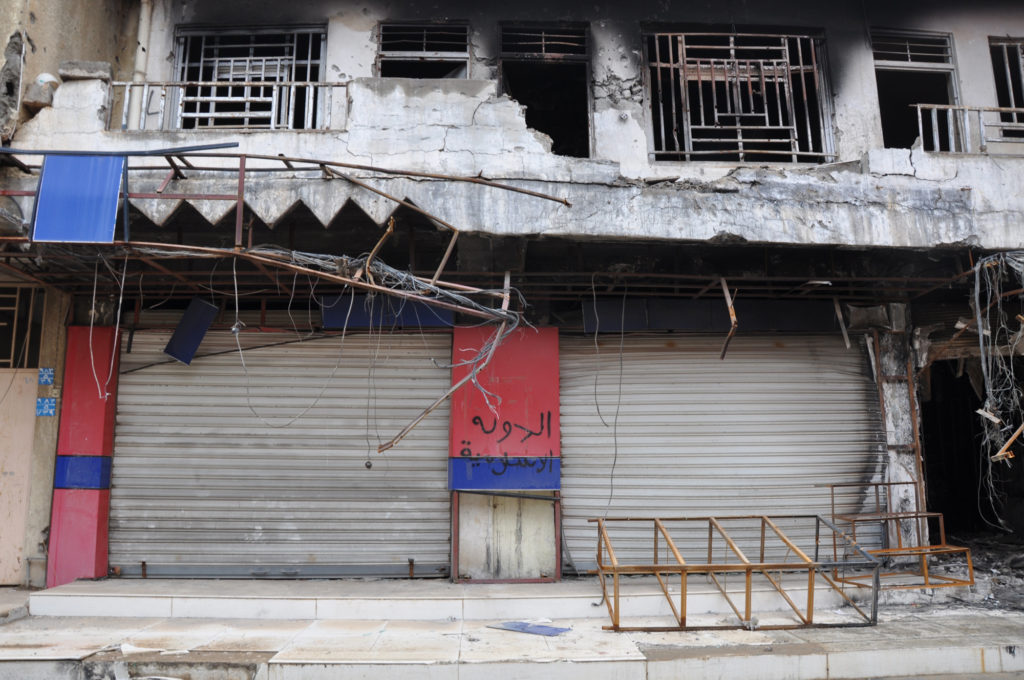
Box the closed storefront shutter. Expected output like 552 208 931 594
559 334 885 570
110 330 452 578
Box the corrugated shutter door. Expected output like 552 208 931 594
559 334 885 570
110 330 452 577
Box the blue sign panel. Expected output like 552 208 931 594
54 455 112 490
36 397 56 417
38 367 54 385
33 155 125 243
164 297 220 365
449 456 561 491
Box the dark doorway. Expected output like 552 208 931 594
920 360 988 533
501 61 590 158
875 69 953 149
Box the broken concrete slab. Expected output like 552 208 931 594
57 60 113 82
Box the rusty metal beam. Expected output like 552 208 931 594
377 271 513 454
137 256 205 294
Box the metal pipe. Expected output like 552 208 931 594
127 0 154 131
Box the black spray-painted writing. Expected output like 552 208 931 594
471 411 552 444
468 451 556 476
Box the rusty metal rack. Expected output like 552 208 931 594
830 482 974 590
590 515 878 632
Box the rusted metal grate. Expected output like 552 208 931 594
380 23 468 54
173 27 326 130
645 32 834 163
871 30 953 64
501 25 588 58
378 23 469 78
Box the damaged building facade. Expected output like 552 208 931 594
0 0 1022 588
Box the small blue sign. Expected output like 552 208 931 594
38 367 54 385
36 397 57 416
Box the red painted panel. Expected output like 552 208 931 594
46 489 110 587
57 327 120 457
450 327 559 459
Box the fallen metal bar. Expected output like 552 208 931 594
376 271 512 453
0 143 239 157
321 165 459 283
719 277 738 359
354 216 395 285
991 421 1023 462
119 241 506 321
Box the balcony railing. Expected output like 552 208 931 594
110 80 348 132
914 104 1024 155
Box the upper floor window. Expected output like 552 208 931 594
871 29 958 149
174 26 327 130
500 24 591 158
378 23 469 78
645 31 834 163
989 38 1024 138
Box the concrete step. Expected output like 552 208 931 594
28 575 875 622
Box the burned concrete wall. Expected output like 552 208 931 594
0 0 136 139
9 0 1024 250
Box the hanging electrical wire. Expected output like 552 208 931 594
972 251 1024 530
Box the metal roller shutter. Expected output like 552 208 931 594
110 330 452 578
559 334 886 570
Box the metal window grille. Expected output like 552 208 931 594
174 27 326 129
0 287 41 369
645 33 833 163
501 25 588 59
871 30 953 65
378 23 469 77
990 38 1024 133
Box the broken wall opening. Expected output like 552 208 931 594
920 360 991 534
500 25 590 158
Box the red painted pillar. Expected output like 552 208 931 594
46 326 120 588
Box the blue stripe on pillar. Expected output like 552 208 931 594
54 455 112 490
448 457 560 491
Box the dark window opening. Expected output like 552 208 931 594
989 39 1024 138
871 30 957 151
379 23 468 78
500 25 590 159
875 70 954 149
645 31 833 163
175 27 326 130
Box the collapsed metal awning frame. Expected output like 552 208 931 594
590 515 879 632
